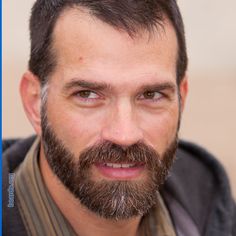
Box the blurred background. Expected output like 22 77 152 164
2 0 236 197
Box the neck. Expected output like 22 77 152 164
39 146 142 236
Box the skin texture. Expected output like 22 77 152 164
20 7 188 236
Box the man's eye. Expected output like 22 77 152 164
76 90 99 99
140 91 163 100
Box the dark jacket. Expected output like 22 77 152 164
2 136 236 236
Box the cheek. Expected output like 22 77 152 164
139 106 179 152
46 104 108 151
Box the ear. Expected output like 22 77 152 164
20 71 42 135
179 74 188 112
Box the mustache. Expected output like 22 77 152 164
78 141 162 170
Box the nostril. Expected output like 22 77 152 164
101 125 143 147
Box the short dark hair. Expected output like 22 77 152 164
29 0 188 86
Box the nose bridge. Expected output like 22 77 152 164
101 98 143 146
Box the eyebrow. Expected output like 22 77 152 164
62 79 112 93
139 82 177 94
62 78 177 94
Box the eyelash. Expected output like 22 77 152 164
73 90 166 103
138 91 165 102
73 90 101 102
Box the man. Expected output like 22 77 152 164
2 0 236 235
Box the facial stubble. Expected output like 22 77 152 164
41 106 178 220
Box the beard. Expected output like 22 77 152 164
41 109 178 220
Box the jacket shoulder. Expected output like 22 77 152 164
2 136 36 236
163 140 235 236
2 136 36 172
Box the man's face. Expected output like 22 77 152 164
40 8 185 219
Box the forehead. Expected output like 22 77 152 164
51 7 178 87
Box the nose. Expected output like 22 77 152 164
101 100 143 147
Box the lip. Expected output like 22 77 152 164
94 162 145 180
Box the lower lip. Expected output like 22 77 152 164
95 163 145 180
